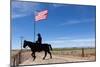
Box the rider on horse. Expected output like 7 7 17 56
36 33 42 48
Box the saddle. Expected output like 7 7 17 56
35 43 42 51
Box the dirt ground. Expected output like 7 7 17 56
18 50 95 65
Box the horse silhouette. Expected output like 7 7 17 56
23 40 52 61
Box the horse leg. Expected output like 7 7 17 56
31 52 36 61
43 51 47 60
48 51 52 59
33 52 36 61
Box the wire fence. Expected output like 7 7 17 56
11 48 96 66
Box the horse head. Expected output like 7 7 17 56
23 40 27 48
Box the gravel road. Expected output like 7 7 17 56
20 52 95 65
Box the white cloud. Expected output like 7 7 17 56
12 1 37 19
11 13 27 18
44 38 95 48
52 3 65 8
55 37 70 40
60 18 95 26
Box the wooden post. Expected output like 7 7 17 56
13 57 16 67
82 48 84 57
19 52 21 64
12 52 21 67
16 53 19 66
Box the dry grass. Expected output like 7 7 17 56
11 48 96 66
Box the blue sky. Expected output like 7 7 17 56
11 1 96 49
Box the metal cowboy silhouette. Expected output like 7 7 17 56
36 33 42 45
23 33 52 60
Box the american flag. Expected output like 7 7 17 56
35 10 48 21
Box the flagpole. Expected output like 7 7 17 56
34 19 36 42
34 21 35 42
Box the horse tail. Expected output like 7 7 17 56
49 44 52 50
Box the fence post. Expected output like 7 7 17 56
12 51 21 67
12 57 16 67
19 51 21 64
82 48 84 57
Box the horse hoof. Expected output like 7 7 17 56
43 58 45 60
33 59 35 61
